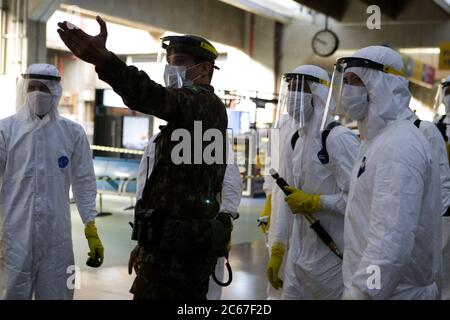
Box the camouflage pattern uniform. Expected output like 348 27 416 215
96 54 230 300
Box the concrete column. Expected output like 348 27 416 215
27 0 62 65
0 0 27 118
26 19 47 65
0 0 60 119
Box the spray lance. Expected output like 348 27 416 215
269 169 343 259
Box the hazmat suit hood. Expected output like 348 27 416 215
277 113 291 129
349 46 410 141
290 65 333 195
399 107 419 122
16 64 62 123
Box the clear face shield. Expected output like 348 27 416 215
320 57 404 131
275 73 329 130
16 73 62 118
434 80 450 115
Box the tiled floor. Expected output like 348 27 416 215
71 195 269 300
221 240 269 300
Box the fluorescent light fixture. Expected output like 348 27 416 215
336 48 440 56
218 0 312 23
399 47 441 54
434 0 450 14
334 49 357 56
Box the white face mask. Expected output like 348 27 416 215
27 91 54 116
341 85 369 121
287 92 314 124
444 95 450 114
163 64 203 89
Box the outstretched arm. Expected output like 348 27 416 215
57 17 226 127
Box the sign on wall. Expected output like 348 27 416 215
439 42 450 70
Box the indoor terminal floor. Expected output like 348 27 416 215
70 195 269 300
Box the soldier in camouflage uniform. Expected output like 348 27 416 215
57 17 234 300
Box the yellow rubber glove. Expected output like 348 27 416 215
85 221 104 267
259 195 272 234
266 243 285 290
284 186 321 214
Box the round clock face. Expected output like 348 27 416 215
312 29 339 57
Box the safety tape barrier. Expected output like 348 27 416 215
91 145 145 155
91 146 267 181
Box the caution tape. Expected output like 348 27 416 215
91 145 145 155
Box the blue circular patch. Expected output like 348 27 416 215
58 156 69 169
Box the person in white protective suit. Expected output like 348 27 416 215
259 114 296 300
430 75 450 299
267 65 360 300
433 76 450 147
134 134 242 300
323 46 442 300
399 108 450 215
0 64 104 300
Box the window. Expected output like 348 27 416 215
0 8 6 74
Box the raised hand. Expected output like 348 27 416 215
57 16 112 68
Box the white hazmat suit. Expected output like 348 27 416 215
273 65 360 300
441 76 450 300
0 64 98 299
431 75 450 300
401 108 450 300
341 46 442 300
262 114 297 300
